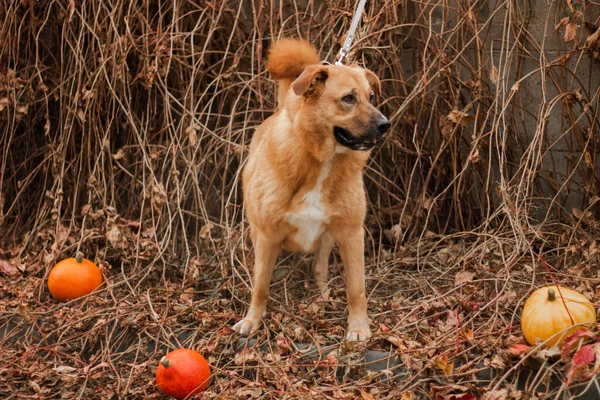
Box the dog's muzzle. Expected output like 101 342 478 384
334 117 390 151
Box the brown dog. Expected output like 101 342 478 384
233 38 389 341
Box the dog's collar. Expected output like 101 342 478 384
333 126 377 151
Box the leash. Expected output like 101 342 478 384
334 0 368 65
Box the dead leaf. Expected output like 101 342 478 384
0 259 18 275
29 381 41 393
277 336 292 354
455 270 474 286
386 335 406 350
489 65 499 84
555 16 570 31
185 125 198 146
233 349 258 365
468 148 481 163
585 26 600 59
236 388 262 399
199 222 214 240
52 365 78 376
112 149 125 161
360 389 375 400
106 225 125 248
439 115 454 138
489 353 506 369
438 394 476 400
0 97 9 112
482 389 508 400
432 355 453 375
447 110 475 126
573 208 594 224
461 328 474 341
564 22 578 43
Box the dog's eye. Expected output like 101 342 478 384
341 94 356 103
369 93 375 103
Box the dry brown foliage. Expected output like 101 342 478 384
1 0 600 398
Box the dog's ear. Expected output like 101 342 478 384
292 66 329 97
363 69 381 97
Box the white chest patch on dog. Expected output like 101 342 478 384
286 159 333 252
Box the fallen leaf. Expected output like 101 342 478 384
52 365 78 376
277 336 292 354
506 343 531 356
360 389 375 400
386 335 406 350
455 270 474 286
562 329 599 359
437 394 476 400
106 225 125 248
482 389 508 400
0 259 18 275
566 343 597 385
461 328 474 341
432 355 453 375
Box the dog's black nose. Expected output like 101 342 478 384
376 118 391 134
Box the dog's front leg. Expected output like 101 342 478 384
233 231 281 336
336 227 372 342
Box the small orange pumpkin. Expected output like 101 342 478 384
48 252 103 301
521 285 596 347
156 348 211 399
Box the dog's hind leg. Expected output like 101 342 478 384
312 231 335 300
233 231 281 336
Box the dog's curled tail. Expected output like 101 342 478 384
267 38 320 107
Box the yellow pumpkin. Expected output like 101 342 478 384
521 285 596 347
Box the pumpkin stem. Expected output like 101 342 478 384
548 288 556 301
75 252 84 263
160 356 171 369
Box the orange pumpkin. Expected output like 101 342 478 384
48 252 103 301
156 348 211 399
521 285 596 347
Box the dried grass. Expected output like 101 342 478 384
1 0 600 398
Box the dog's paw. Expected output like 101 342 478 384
345 325 372 342
233 318 259 336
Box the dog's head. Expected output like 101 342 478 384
290 63 390 152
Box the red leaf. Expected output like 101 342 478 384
277 336 292 354
437 394 477 400
562 329 599 359
506 343 531 356
573 344 596 366
566 343 598 385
